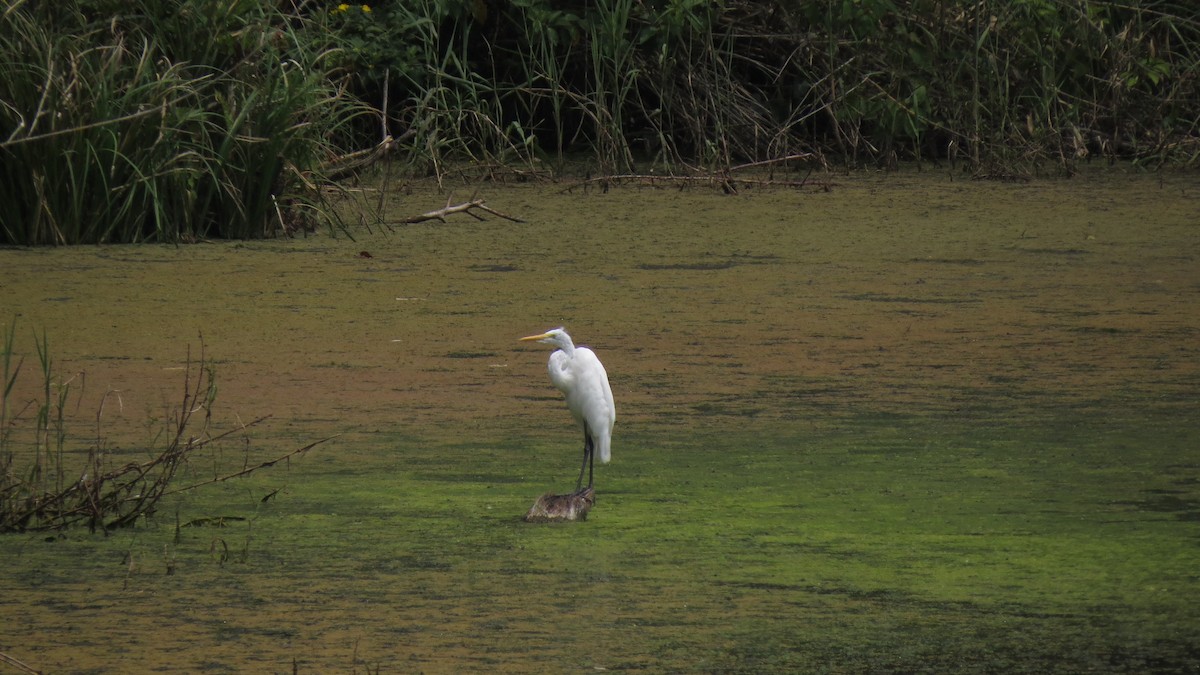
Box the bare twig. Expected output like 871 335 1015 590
728 153 817 172
1 87 208 149
318 135 402 181
393 198 525 224
0 650 41 675
561 172 833 193
1 342 324 533
164 434 338 496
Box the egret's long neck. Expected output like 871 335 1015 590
557 335 576 356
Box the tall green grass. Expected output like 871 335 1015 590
338 0 1199 175
586 0 638 174
805 0 1200 171
0 0 366 245
3 0 1195 242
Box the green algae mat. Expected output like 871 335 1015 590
1 170 1198 672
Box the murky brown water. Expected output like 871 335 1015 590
1 168 1198 672
7 170 1196 430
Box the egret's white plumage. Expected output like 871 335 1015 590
520 328 615 490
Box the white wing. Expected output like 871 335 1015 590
547 347 615 463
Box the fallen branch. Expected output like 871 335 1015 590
0 650 41 675
1 341 328 533
318 133 408 181
561 172 832 194
394 198 525 224
728 153 818 172
165 434 339 496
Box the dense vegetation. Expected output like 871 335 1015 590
357 0 1199 175
0 0 364 244
2 0 1197 244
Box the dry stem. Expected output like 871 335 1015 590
394 198 525 224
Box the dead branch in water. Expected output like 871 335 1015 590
318 133 409 181
164 434 337 497
394 198 525 224
524 487 595 522
0 340 326 533
561 169 832 194
726 153 820 172
0 649 40 675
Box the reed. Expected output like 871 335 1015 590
586 0 638 174
4 0 1195 243
0 324 328 533
512 2 579 171
0 0 364 245
343 0 1198 175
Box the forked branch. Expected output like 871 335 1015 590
394 198 525 224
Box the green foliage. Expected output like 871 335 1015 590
328 0 541 179
328 0 1199 174
0 0 366 244
3 0 1195 240
330 2 416 97
586 0 639 173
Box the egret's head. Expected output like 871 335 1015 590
519 327 573 350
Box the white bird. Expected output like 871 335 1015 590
519 328 615 493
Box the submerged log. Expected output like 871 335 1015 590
524 487 595 522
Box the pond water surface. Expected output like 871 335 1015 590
1 169 1198 672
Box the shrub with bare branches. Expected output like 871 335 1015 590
1 324 330 534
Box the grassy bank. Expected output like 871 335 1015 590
3 1 1198 244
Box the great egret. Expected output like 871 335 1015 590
519 328 615 493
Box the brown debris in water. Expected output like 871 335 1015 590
524 487 595 522
394 198 525 224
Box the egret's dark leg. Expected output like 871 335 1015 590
575 426 593 493
586 435 595 489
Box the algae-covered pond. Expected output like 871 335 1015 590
1 170 1198 672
